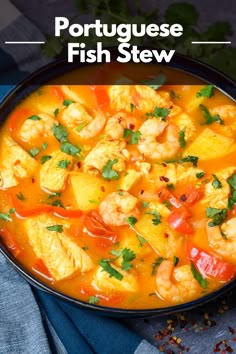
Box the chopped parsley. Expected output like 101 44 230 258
99 259 123 280
88 199 101 205
167 155 198 167
0 208 16 222
126 216 138 228
152 257 165 276
123 129 142 145
54 108 59 117
88 296 100 305
227 174 236 209
76 121 88 132
51 123 68 143
173 256 179 267
50 200 64 208
143 73 167 90
170 90 181 99
178 128 186 148
166 183 175 191
41 155 52 164
29 148 41 157
42 142 48 150
27 115 41 121
60 142 81 156
16 192 25 201
57 160 71 169
142 202 150 208
136 234 147 247
145 210 162 225
206 207 227 227
120 248 136 271
82 246 89 251
200 104 224 125
196 172 205 179
46 225 64 233
146 106 170 121
63 99 74 107
130 103 137 112
212 174 222 189
196 85 214 98
191 262 209 289
101 159 120 180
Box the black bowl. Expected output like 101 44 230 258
1 50 236 317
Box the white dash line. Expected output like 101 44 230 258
5 41 45 44
191 41 231 44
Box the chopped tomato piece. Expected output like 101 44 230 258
187 243 236 281
0 227 22 257
177 185 203 206
168 210 194 235
33 258 52 280
158 186 184 209
83 210 117 245
93 86 110 107
51 87 65 102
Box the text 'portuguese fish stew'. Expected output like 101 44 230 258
1 71 236 309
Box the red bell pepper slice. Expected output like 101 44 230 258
167 209 194 235
187 242 236 281
33 258 52 280
8 108 32 135
0 227 22 257
15 204 83 219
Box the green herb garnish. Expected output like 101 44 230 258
123 129 142 145
145 210 162 225
200 104 223 125
196 172 205 179
29 148 41 157
126 216 138 228
212 174 222 189
173 256 179 266
41 155 52 164
27 115 41 121
54 108 59 117
0 208 16 222
179 128 186 148
191 262 209 289
99 259 123 280
102 159 120 180
136 234 147 247
130 103 137 112
57 160 71 169
88 296 100 304
63 99 74 107
51 123 68 143
60 142 81 156
146 106 170 121
152 257 165 276
76 121 88 132
196 85 214 98
42 142 48 150
16 192 25 201
46 225 63 233
206 207 227 227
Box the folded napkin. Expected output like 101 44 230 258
0 3 160 353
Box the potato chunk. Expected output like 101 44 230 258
120 169 142 192
92 265 138 293
70 173 114 211
40 150 73 192
183 128 234 160
25 214 94 281
0 135 38 188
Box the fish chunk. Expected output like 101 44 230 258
172 113 196 141
19 113 57 145
201 167 236 208
109 85 173 113
0 135 38 188
25 214 94 281
83 139 128 174
40 150 74 192
92 264 138 293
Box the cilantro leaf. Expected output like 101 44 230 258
146 106 170 121
142 202 150 208
126 216 138 228
50 199 64 208
0 208 16 222
27 115 41 121
136 234 147 247
60 142 81 156
212 174 222 189
173 256 179 267
196 172 205 179
152 257 165 276
130 103 136 112
41 155 52 164
143 73 167 89
227 174 236 190
88 296 100 305
121 248 136 271
42 142 48 150
191 262 209 289
63 99 74 107
46 225 63 233
51 123 68 143
145 211 162 225
16 192 25 201
101 159 120 180
167 155 198 167
57 160 71 169
123 129 141 145
29 148 41 157
54 108 59 117
206 207 227 226
200 104 224 125
196 85 214 98
178 128 186 148
99 259 123 280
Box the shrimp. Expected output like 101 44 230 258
19 113 57 144
59 102 106 139
99 191 140 226
206 217 236 264
105 112 136 139
210 105 236 137
138 118 180 160
156 260 201 303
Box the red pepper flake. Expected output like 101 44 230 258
77 161 81 168
180 194 187 202
100 186 105 192
159 176 169 182
226 346 233 353
214 341 223 352
164 233 169 238
129 123 135 130
32 177 35 183
229 326 235 335
140 190 144 195
162 162 167 167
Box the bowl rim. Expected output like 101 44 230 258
1 49 236 316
